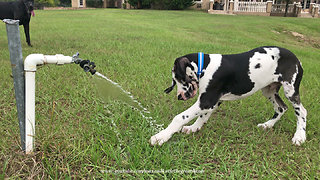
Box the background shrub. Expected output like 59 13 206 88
86 0 103 8
155 0 195 10
128 0 194 9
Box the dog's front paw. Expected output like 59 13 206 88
257 121 274 129
181 125 201 134
150 130 172 146
292 131 306 146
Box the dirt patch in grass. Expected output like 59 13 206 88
272 30 320 49
290 31 304 38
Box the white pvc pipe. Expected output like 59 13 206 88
24 54 73 154
25 71 35 153
24 54 73 71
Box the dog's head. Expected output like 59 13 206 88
23 0 34 16
164 57 198 101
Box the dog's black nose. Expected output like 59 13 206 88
178 94 183 100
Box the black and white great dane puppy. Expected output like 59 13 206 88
150 46 307 146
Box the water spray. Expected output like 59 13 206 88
73 54 164 131
74 55 164 130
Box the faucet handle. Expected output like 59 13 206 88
72 52 81 64
73 52 79 58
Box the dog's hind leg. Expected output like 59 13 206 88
258 83 288 129
281 66 307 145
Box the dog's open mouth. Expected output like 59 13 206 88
190 81 198 97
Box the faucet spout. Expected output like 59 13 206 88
72 52 96 75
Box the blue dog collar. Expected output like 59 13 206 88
197 52 204 79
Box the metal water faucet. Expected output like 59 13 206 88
72 52 96 75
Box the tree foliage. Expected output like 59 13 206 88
86 0 103 8
128 0 153 9
35 0 56 7
160 0 195 10
34 0 71 7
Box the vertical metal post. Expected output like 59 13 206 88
4 19 26 152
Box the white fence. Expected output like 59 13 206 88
234 2 267 12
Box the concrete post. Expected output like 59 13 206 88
229 0 234 13
208 0 214 13
266 1 273 13
209 1 213 10
126 1 131 9
3 19 26 152
71 0 77 7
224 0 227 11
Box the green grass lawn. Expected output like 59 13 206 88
0 9 320 178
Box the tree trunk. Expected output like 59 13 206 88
284 0 289 17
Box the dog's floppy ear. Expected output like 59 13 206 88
164 79 176 94
174 57 191 82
